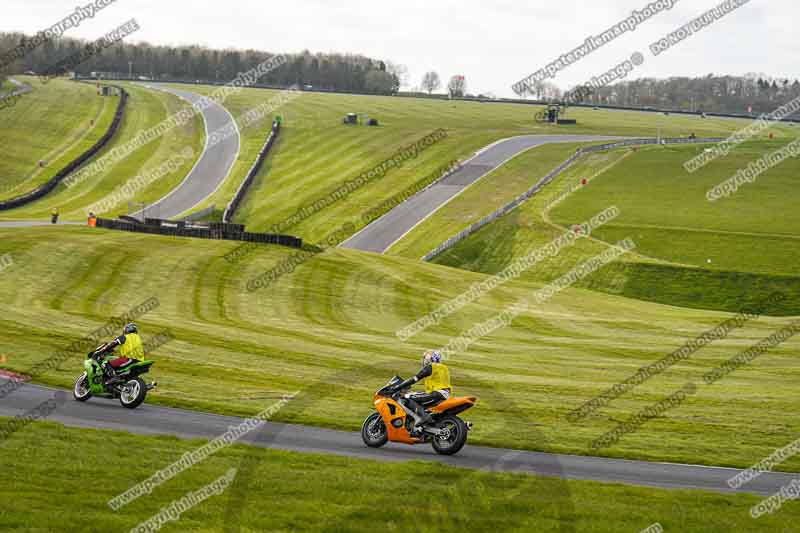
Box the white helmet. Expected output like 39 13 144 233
422 350 442 366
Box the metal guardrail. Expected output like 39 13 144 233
222 121 280 223
422 137 726 261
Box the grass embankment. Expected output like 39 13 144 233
0 77 115 200
2 421 796 532
165 84 768 241
550 141 800 277
0 227 798 471
0 83 204 221
431 139 800 315
387 141 614 259
1 80 781 234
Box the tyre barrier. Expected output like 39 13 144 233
93 216 303 249
0 86 129 211
222 121 281 223
422 137 725 261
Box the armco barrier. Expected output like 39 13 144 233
223 121 281 223
93 217 302 249
0 86 129 211
422 137 725 261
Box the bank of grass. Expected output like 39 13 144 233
2 421 796 532
550 140 800 276
430 138 800 314
387 141 612 259
0 83 204 220
430 146 633 269
163 83 767 241
0 81 781 233
0 227 798 471
0 77 115 200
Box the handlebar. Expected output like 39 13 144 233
89 342 113 359
385 385 411 398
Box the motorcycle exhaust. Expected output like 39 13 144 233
465 421 473 431
147 382 158 391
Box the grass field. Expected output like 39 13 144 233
2 421 795 532
129 84 778 242
549 140 800 276
2 86 800 512
230 98 787 245
387 140 620 259
0 226 798 471
1 82 785 238
0 77 116 201
0 82 204 220
430 136 800 315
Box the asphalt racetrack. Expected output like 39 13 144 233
1 377 793 497
341 135 626 253
132 84 240 220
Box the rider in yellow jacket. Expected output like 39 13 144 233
397 350 452 427
100 323 145 380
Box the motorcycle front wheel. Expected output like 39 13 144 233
361 412 388 448
73 372 92 402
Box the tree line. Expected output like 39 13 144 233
517 74 800 116
0 32 401 94
2 29 798 117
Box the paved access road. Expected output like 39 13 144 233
1 77 32 99
1 377 793 496
132 84 240 220
341 135 626 254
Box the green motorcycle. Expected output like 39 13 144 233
73 343 157 409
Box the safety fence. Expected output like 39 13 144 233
94 216 302 249
223 120 280 223
0 85 128 211
422 136 725 261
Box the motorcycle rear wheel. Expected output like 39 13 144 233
431 415 468 456
119 377 147 409
361 412 388 448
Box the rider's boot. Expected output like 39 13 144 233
418 411 433 425
102 363 118 384
411 405 433 430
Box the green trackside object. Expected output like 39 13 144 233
73 344 157 409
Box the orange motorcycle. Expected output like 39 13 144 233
361 375 476 455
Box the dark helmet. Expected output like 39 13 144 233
123 323 138 335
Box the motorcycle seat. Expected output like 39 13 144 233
109 357 135 369
430 396 477 413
